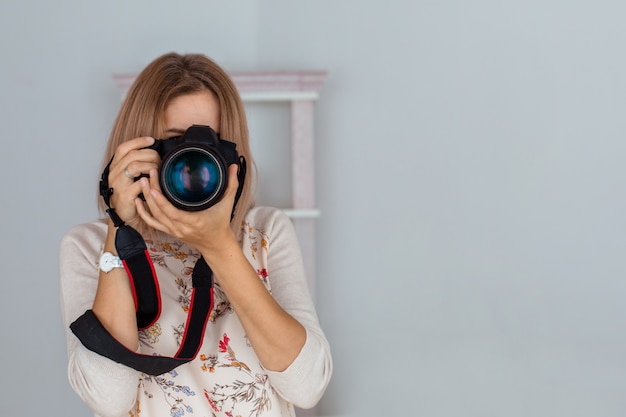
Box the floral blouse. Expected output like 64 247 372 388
59 207 332 417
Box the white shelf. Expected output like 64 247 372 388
240 91 320 102
281 208 321 219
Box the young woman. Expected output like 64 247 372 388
59 52 332 417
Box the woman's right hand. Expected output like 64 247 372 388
106 136 160 227
93 136 158 352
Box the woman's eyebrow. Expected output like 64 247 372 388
164 128 187 136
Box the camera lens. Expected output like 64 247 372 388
160 146 225 211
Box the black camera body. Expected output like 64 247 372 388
146 125 240 211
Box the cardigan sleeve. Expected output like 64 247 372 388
58 222 140 417
250 208 333 409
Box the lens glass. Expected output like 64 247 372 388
163 148 222 206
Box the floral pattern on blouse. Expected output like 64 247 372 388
131 369 196 417
129 220 292 417
200 333 274 417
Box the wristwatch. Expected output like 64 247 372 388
99 252 124 273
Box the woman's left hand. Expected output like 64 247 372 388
135 164 240 254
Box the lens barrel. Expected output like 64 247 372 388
160 145 228 211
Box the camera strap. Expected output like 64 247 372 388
70 155 247 376
70 253 214 376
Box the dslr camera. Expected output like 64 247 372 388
145 125 240 211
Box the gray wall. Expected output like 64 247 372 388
1 1 625 416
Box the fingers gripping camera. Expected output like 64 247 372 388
144 125 242 211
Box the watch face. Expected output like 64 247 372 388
100 252 122 272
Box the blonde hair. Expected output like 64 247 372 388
99 52 256 233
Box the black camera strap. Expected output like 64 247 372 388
70 155 246 376
70 254 214 376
